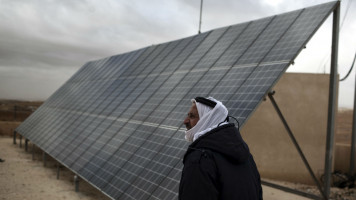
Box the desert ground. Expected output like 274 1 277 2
0 136 314 200
0 100 355 199
1 136 356 199
0 136 110 200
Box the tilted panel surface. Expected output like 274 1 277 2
16 1 338 200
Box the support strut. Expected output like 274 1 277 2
25 139 29 152
19 135 22 148
74 175 79 192
13 131 16 145
32 144 35 161
57 164 60 180
268 91 327 200
43 151 47 167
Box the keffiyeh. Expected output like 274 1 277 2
185 97 228 142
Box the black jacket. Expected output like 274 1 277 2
179 123 262 200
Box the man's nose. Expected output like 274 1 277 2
183 117 189 125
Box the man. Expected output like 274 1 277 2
179 97 262 200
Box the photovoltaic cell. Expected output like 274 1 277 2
15 2 338 199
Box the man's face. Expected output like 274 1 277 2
184 103 200 130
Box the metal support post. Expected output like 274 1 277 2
324 2 340 198
74 175 79 192
43 151 47 167
198 0 203 34
25 139 29 152
32 144 35 160
349 62 356 176
19 135 22 148
57 164 60 180
13 131 16 144
268 91 326 200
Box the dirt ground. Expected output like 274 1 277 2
0 136 325 200
0 137 110 200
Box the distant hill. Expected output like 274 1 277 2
0 100 43 121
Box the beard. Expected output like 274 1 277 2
185 123 192 130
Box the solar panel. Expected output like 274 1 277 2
16 1 338 199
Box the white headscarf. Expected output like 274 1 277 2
185 97 228 142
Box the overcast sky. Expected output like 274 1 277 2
0 0 355 108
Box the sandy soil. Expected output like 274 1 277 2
0 136 317 200
0 137 110 200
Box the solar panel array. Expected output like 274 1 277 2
16 1 337 199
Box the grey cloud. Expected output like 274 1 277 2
0 0 355 107
0 32 111 69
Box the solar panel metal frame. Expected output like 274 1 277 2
15 1 339 200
